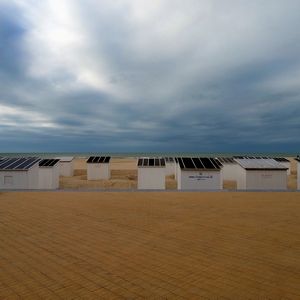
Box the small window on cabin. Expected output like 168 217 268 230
4 176 13 185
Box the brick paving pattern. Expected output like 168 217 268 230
0 191 300 299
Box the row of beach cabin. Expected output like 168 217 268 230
0 155 299 190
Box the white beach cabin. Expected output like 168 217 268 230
39 159 60 189
87 156 111 180
164 157 177 178
216 157 237 181
55 156 74 177
235 157 288 190
295 157 300 190
0 157 40 190
177 157 223 190
137 157 166 189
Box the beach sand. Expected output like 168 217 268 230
60 157 298 190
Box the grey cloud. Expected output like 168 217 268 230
1 0 300 152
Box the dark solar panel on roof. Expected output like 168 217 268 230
87 156 111 163
5 158 27 169
273 157 290 163
177 158 185 169
39 159 60 167
164 157 175 162
182 157 195 169
137 157 165 167
192 157 204 168
200 157 215 169
0 157 41 170
217 157 235 164
177 157 222 170
86 156 94 163
14 158 40 170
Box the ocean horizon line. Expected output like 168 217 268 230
0 151 298 159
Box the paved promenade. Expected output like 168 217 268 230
1 192 300 299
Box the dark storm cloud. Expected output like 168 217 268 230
0 4 28 77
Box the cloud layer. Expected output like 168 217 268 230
1 0 300 153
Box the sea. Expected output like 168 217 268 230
0 152 298 159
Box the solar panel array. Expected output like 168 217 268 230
233 156 271 159
273 157 290 163
164 157 175 162
39 159 60 167
137 158 166 167
86 156 111 163
177 157 222 170
55 156 74 162
232 156 290 163
216 157 235 164
235 158 288 170
0 157 41 170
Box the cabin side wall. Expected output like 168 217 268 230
87 163 110 180
245 170 287 190
297 162 300 190
138 167 165 189
165 162 176 176
59 161 74 177
236 165 246 189
222 164 238 181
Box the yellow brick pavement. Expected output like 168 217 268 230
0 192 300 299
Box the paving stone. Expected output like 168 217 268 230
0 191 300 299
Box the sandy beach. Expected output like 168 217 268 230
59 157 298 190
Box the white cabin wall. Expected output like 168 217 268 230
297 162 300 190
222 164 238 181
246 170 287 190
87 163 110 180
138 167 165 189
178 170 221 190
236 165 246 189
28 165 39 189
59 161 74 177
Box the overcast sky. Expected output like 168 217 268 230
1 0 300 153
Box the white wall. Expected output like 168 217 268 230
0 164 39 190
39 164 60 189
178 169 222 190
222 163 238 181
165 162 176 176
59 161 74 177
297 162 300 190
138 167 165 189
237 166 287 190
237 165 247 189
28 164 39 189
87 163 110 180
280 161 291 176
